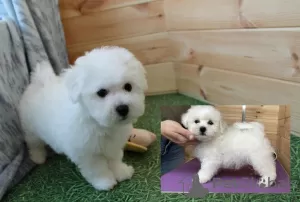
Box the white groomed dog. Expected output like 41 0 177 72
181 105 277 187
18 46 148 191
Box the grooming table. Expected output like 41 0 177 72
161 158 290 193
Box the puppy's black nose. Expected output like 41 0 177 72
116 104 129 117
200 127 206 133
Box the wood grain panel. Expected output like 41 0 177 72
284 117 291 139
174 63 208 101
174 63 300 135
216 105 280 117
59 0 86 19
169 28 300 83
215 105 281 136
278 152 290 174
267 135 279 152
61 0 165 47
278 105 286 120
82 0 158 14
66 32 172 65
60 0 159 17
164 0 300 30
278 118 291 140
279 136 290 159
145 62 177 95
277 116 290 168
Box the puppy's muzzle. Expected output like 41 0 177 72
116 104 129 118
199 127 206 136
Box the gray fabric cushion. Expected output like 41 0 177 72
0 19 33 199
0 0 69 199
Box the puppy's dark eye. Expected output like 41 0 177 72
194 119 200 124
124 83 132 92
97 89 108 98
208 120 214 125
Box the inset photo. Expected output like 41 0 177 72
160 105 290 194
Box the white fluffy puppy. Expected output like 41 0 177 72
18 46 148 191
181 105 277 187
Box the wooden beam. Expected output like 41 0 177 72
61 0 165 47
175 63 300 135
169 28 300 83
165 0 300 30
66 32 172 65
145 62 177 95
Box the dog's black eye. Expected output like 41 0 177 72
194 119 200 124
97 89 108 98
124 83 132 92
208 120 214 125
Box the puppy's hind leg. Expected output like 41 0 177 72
24 132 47 164
250 153 277 187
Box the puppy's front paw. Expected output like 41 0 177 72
92 177 117 191
112 163 134 182
198 171 212 184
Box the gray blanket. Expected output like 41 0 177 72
0 0 68 199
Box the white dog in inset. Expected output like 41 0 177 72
18 46 148 191
181 105 277 187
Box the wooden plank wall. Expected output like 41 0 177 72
168 0 300 136
59 0 299 136
59 0 176 95
184 105 290 174
277 105 291 174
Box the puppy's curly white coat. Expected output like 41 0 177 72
18 47 148 191
181 106 276 187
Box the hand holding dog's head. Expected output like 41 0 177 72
65 46 147 127
181 105 226 141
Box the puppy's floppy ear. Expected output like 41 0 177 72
181 112 189 128
219 118 227 133
64 66 85 103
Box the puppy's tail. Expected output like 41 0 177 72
30 61 56 85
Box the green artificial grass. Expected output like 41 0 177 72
3 93 300 202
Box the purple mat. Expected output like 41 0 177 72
161 158 290 193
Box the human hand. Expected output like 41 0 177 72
161 120 196 145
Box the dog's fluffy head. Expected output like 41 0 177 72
181 105 227 141
64 46 148 127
